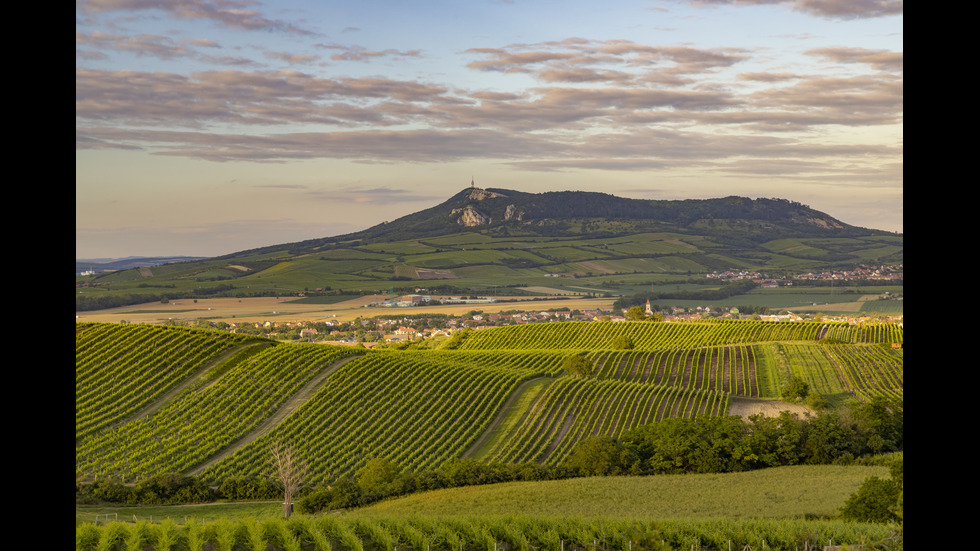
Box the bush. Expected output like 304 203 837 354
781 375 809 402
562 354 594 378
839 476 902 523
610 335 635 349
564 435 638 476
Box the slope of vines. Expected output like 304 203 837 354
585 345 759 396
824 344 904 401
75 319 903 488
483 376 727 466
75 323 262 441
455 319 902 351
76 343 363 481
200 350 558 485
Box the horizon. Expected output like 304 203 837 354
77 0 902 259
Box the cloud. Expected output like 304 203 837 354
76 0 313 33
806 47 903 72
76 30 200 60
464 39 749 83
264 51 321 64
684 0 902 19
306 187 445 205
75 69 451 127
317 44 423 62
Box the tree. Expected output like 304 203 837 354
610 334 635 349
625 306 647 321
269 440 307 519
564 436 637 476
839 475 902 523
781 375 809 402
356 457 401 496
562 354 593 378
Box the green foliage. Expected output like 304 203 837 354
76 522 101 551
77 319 903 517
782 375 810 402
77 510 900 550
610 334 635 349
839 474 902 523
625 306 648 321
562 354 593 378
619 408 902 475
357 457 402 495
563 436 638 476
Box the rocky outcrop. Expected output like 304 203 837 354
452 205 492 227
465 188 506 201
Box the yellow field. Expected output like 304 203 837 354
75 295 617 325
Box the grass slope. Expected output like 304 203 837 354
354 465 889 520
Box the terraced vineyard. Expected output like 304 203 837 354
75 319 903 486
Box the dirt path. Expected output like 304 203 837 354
727 396 815 419
187 354 363 475
461 376 551 460
89 342 270 439
541 415 575 463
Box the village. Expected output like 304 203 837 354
201 294 902 348
707 263 903 283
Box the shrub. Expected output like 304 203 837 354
562 354 594 378
839 476 902 523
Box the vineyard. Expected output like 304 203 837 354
75 513 898 551
75 319 903 486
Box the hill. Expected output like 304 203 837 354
76 319 903 548
75 319 902 485
237 187 877 255
76 256 208 275
75 188 903 312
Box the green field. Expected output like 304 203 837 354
358 465 888 519
77 225 902 316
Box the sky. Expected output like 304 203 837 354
76 0 903 260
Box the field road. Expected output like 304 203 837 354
76 295 616 325
187 353 365 476
461 376 555 460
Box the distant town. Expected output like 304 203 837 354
89 263 902 346
707 263 903 283
187 290 902 348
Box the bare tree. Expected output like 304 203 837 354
269 440 307 519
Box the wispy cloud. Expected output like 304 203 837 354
317 44 423 62
684 0 902 19
76 0 313 33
